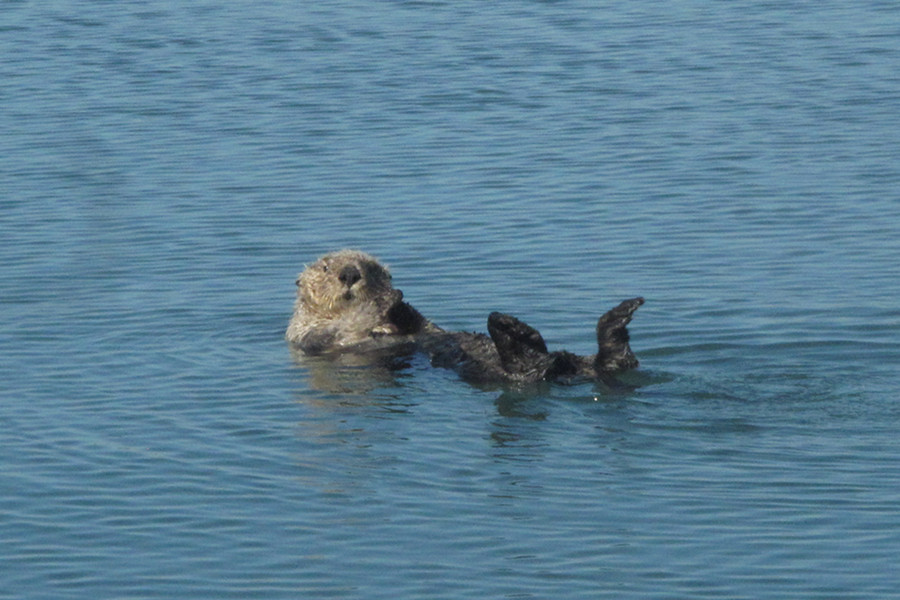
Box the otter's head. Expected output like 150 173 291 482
295 250 398 320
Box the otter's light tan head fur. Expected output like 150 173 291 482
286 250 401 347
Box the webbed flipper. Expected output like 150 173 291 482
487 312 579 381
487 312 548 369
594 297 644 372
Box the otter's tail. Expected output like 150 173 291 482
594 297 644 372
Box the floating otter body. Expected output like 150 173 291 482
286 250 643 385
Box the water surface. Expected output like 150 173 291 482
2 1 900 598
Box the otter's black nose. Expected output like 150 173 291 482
338 265 362 287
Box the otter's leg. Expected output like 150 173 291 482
594 297 644 372
487 312 550 372
488 311 547 353
488 312 581 381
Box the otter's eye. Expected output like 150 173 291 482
321 265 329 273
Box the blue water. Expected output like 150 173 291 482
3 1 900 598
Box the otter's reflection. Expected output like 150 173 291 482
289 344 415 395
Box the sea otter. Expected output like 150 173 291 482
286 249 643 385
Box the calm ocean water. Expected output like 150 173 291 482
2 1 900 598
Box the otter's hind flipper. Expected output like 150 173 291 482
488 312 578 381
488 311 548 368
594 297 644 372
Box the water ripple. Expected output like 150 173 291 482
4 1 900 598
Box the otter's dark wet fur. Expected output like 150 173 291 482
287 250 643 385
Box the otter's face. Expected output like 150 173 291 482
296 250 395 318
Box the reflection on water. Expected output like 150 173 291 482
289 345 416 395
